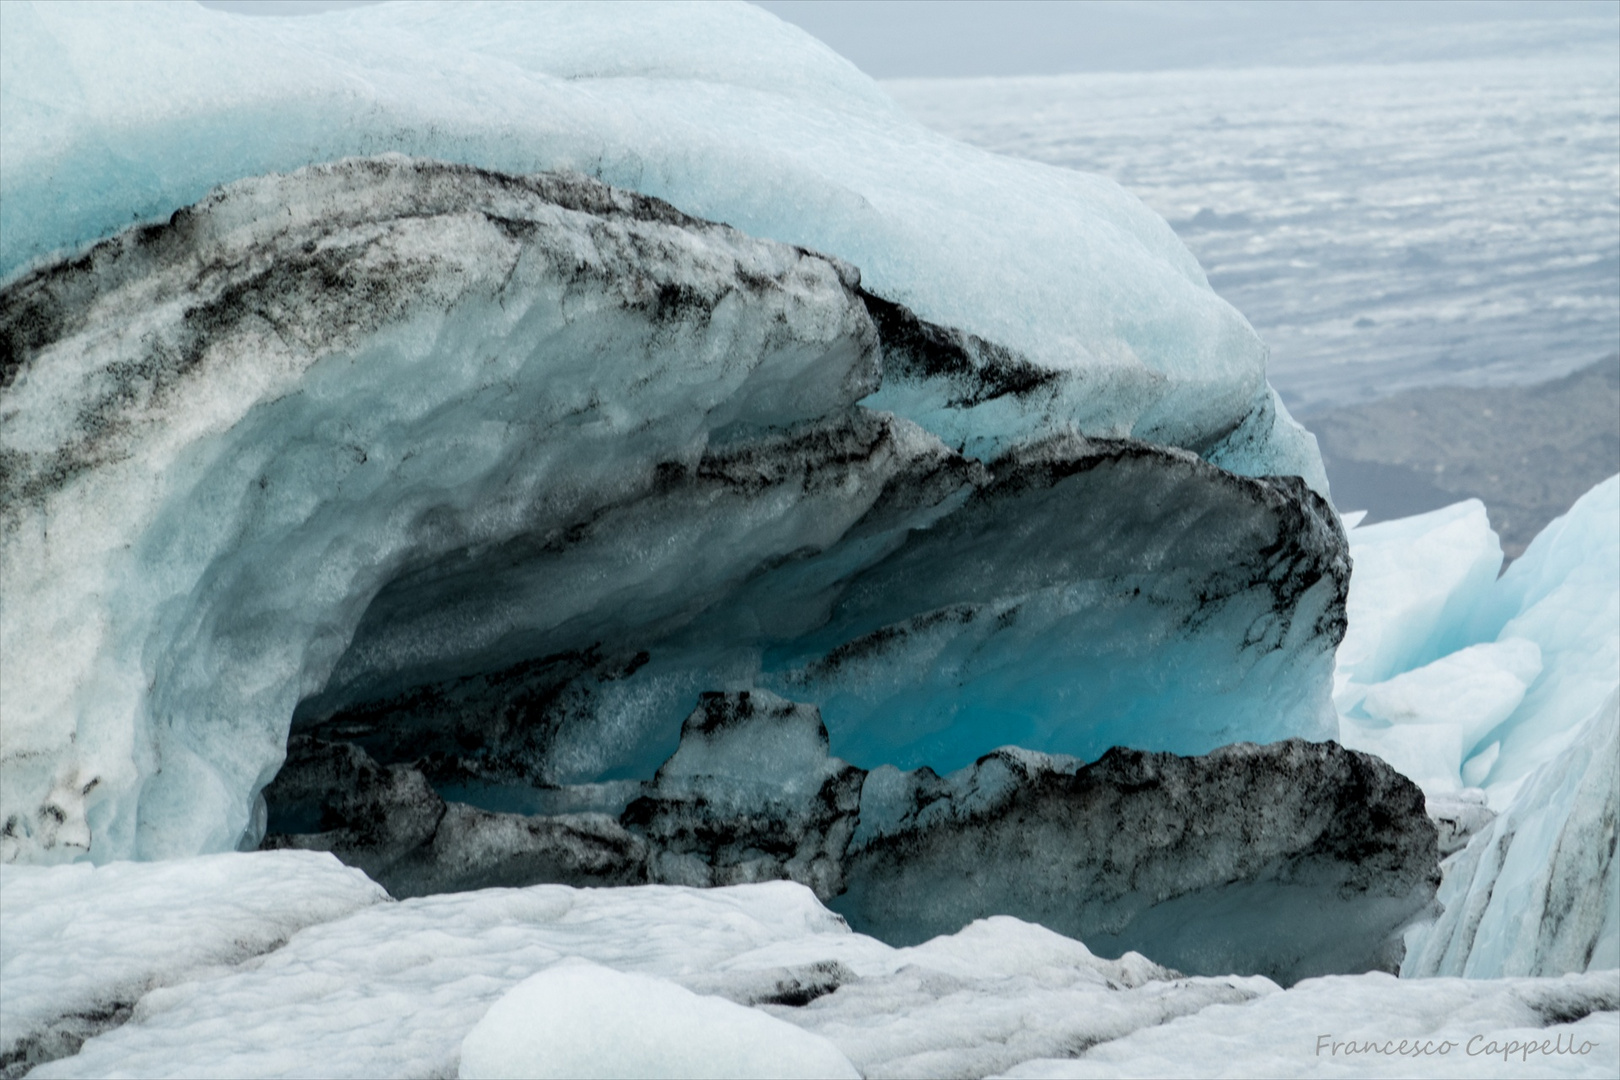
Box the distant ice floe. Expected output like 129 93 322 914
889 46 1620 413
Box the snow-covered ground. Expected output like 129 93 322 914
1 856 1614 1079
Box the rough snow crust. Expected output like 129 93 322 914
1 159 1347 865
997 969 1619 1079
0 851 385 1077
4 856 1613 1080
0 0 1325 484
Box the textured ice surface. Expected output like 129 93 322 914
0 159 882 862
1333 500 1503 700
458 959 860 1079
623 691 865 899
11 854 1614 1080
1404 690 1619 980
12 860 1205 1080
1342 640 1541 796
1 158 1348 864
1338 477 1620 805
265 693 1435 988
0 0 1322 480
997 969 1620 1079
1336 477 1620 979
261 735 650 899
0 851 384 1076
836 739 1438 984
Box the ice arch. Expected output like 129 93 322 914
0 160 1347 863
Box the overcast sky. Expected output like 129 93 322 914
201 1 1620 78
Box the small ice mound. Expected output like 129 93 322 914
457 958 860 1080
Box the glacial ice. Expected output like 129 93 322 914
1403 690 1619 980
458 959 861 1080
1336 476 1620 979
0 0 1324 483
834 738 1438 983
264 690 1436 985
4 854 1613 1080
1 157 1347 864
1338 476 1620 805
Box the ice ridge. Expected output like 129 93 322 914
0 0 1325 486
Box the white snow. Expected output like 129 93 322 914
458 959 860 1079
8 854 1615 1079
996 969 1619 1079
0 851 385 1069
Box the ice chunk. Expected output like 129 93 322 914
0 851 384 1074
1337 477 1618 804
1470 476 1620 802
836 740 1438 984
272 692 1434 983
0 0 1314 480
0 154 1351 864
261 736 651 899
1336 478 1619 979
1403 689 1619 979
457 959 860 1080
1333 499 1503 701
1424 788 1497 857
622 692 864 899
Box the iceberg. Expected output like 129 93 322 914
1336 476 1620 979
0 0 1324 483
1 154 1347 865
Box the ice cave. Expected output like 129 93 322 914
0 3 1615 1078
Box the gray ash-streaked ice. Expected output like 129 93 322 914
1 156 1348 867
265 689 1439 984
